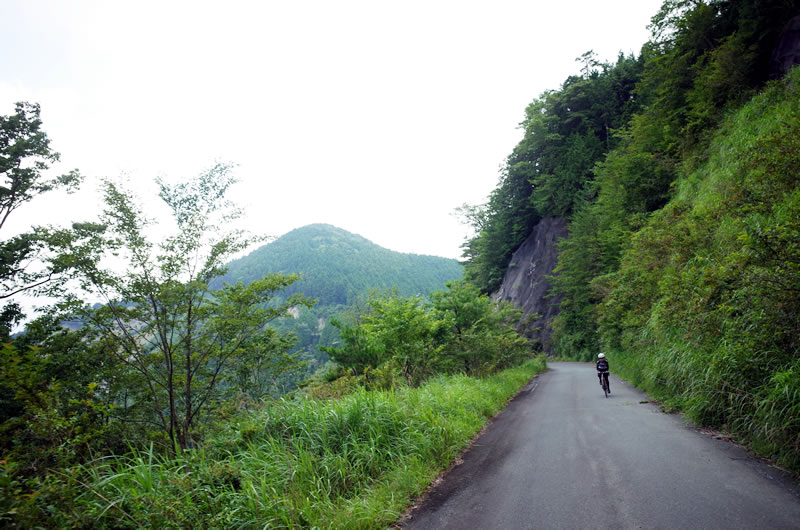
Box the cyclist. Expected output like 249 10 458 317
596 353 610 394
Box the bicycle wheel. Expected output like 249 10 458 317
603 374 609 398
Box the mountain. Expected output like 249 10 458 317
215 224 463 373
217 224 463 306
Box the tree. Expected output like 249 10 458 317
431 280 531 375
461 53 644 294
0 102 82 336
323 291 449 386
59 163 312 450
323 282 534 387
0 318 126 477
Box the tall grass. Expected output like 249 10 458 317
38 357 545 528
596 69 800 474
611 332 800 473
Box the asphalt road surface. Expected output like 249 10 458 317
403 362 800 529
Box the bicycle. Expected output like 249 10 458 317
599 371 610 398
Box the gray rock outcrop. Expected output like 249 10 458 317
770 16 800 79
492 217 568 351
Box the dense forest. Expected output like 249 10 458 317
217 223 463 306
463 0 800 470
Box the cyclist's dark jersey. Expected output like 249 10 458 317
596 358 609 372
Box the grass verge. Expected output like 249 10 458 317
609 345 800 475
39 357 546 528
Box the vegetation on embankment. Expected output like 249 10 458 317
599 70 800 472
462 1 800 473
4 358 546 528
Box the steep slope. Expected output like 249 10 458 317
601 70 800 470
492 217 567 350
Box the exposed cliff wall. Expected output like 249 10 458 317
492 217 568 351
770 16 800 79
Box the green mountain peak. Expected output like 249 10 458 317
218 224 463 306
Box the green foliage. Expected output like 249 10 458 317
3 359 545 528
461 0 800 343
228 326 304 401
0 102 83 336
0 326 131 529
0 103 82 233
323 281 533 388
462 52 644 293
0 338 121 473
323 291 451 387
217 224 463 306
216 223 463 377
525 0 800 358
601 68 800 470
431 280 532 375
56 164 312 451
642 0 794 153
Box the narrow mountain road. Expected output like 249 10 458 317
403 362 800 529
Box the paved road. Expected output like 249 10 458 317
404 362 800 529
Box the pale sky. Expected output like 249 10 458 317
2 0 664 260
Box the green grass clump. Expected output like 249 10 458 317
38 357 545 528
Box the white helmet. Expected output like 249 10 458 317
598 353 605 359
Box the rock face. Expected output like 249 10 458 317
771 16 800 79
492 217 568 351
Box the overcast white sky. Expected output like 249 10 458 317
2 0 664 260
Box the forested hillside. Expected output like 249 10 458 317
464 0 800 469
216 223 462 305
214 223 463 376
